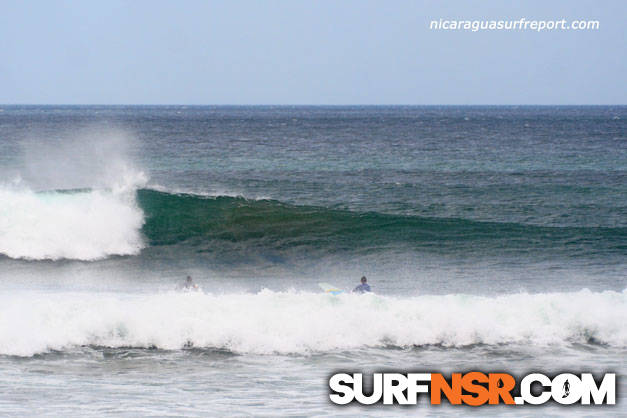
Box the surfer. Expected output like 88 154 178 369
563 379 570 398
353 276 371 293
179 275 199 291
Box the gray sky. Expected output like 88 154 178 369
0 0 625 105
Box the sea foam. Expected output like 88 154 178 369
0 288 624 357
0 129 148 261
0 180 146 261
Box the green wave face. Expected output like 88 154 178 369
137 189 626 259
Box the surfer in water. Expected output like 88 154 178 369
179 275 199 291
353 276 371 293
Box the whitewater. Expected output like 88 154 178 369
1 289 625 357
0 186 145 260
0 128 149 260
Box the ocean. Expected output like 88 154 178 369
0 105 625 416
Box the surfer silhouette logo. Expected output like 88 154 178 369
563 379 570 398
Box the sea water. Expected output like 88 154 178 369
0 106 625 415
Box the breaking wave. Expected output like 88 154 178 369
2 187 624 261
0 131 148 261
0 182 145 261
0 288 624 356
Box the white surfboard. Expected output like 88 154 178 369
318 282 344 295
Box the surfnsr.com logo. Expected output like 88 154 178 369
329 372 616 406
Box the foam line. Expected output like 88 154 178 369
0 288 624 356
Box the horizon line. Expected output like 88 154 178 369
1 103 625 107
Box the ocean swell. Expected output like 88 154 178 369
137 189 626 256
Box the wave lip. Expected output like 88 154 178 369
0 187 145 261
0 289 624 357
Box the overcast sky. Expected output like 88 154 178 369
0 0 625 105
